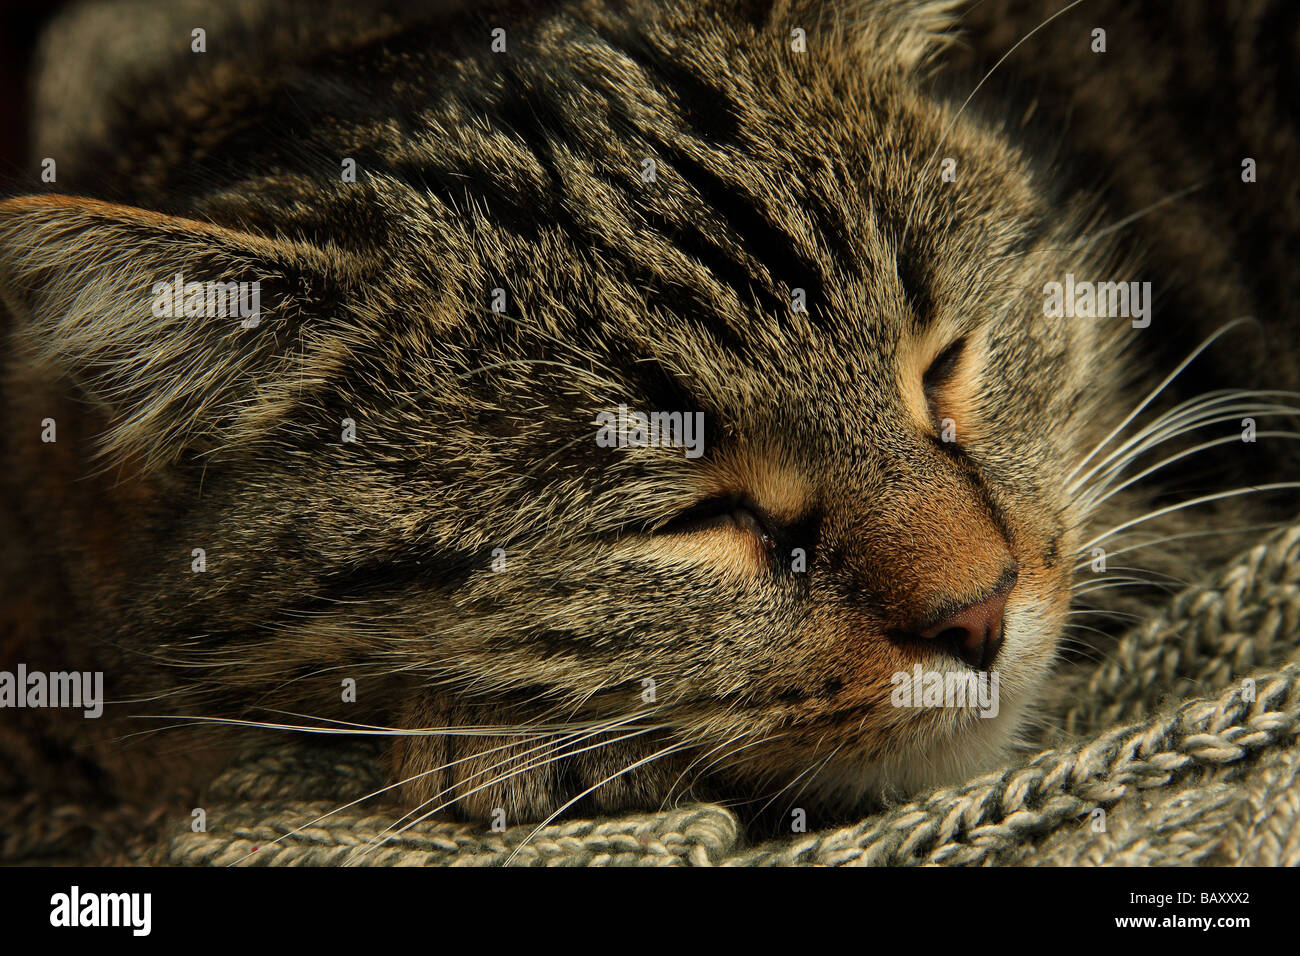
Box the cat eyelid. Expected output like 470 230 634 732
910 329 988 445
653 494 777 547
922 335 968 393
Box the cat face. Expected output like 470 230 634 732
0 0 1129 822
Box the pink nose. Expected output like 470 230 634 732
914 577 1014 670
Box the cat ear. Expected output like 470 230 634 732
829 0 962 72
761 0 960 71
0 195 352 473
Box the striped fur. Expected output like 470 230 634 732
0 0 1294 831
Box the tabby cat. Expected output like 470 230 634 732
1 0 1296 854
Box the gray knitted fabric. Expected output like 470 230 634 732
150 523 1300 866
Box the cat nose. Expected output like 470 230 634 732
913 573 1016 670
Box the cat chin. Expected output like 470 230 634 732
781 608 1060 814
793 690 1038 816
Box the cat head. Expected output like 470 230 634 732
0 0 1131 821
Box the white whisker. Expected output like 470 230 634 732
902 0 1089 246
1080 482 1300 553
1073 520 1293 570
348 719 667 864
502 738 697 866
1063 319 1258 488
1082 429 1300 512
1072 393 1300 500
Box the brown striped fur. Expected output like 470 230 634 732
0 0 1296 848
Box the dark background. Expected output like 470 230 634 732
0 0 70 181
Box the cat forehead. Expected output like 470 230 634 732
373 77 1044 352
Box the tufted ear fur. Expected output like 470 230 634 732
0 195 355 473
761 0 964 71
874 0 965 71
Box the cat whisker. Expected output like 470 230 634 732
123 712 642 738
1063 318 1259 488
1080 482 1300 553
1071 395 1300 502
659 728 762 810
1069 393 1280 506
1066 607 1145 622
1070 580 1180 600
225 731 556 866
1070 179 1210 247
1058 622 1115 648
1073 520 1295 570
344 737 628 863
754 742 846 821
501 738 698 866
360 713 662 845
901 0 1088 246
1071 563 1193 585
1070 572 1168 592
1078 421 1300 512
348 718 668 864
1074 387 1298 480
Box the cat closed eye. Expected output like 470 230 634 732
655 495 776 548
922 336 967 394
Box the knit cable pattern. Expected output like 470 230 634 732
1060 523 1300 736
